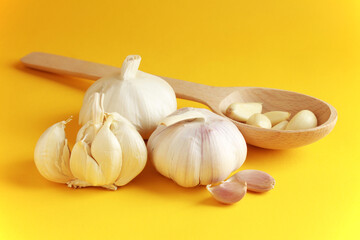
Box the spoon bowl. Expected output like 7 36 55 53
21 52 337 149
217 87 337 149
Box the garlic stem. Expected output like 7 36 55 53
120 55 141 80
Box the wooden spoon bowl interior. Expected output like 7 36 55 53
216 87 337 149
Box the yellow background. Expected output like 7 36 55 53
1 0 359 239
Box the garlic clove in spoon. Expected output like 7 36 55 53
272 120 289 130
246 113 272 129
207 179 247 204
225 102 262 122
264 111 291 126
286 110 317 130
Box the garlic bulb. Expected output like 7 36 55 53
79 55 177 139
34 93 147 190
34 118 73 183
147 107 247 187
69 93 147 190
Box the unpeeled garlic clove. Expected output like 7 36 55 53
264 111 291 126
233 169 275 192
272 120 288 130
286 110 317 130
207 179 247 204
225 102 262 122
246 113 272 129
34 118 74 183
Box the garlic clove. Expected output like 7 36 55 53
207 179 247 204
246 113 272 129
110 113 147 186
34 118 74 183
233 169 275 192
69 140 103 186
90 116 122 184
286 110 317 130
225 102 262 122
272 120 289 130
264 111 291 126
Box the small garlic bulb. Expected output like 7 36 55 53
34 118 74 183
69 93 147 190
147 107 247 187
79 55 177 139
34 93 147 190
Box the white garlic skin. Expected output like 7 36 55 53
34 119 73 183
147 107 247 187
79 55 177 139
286 110 317 130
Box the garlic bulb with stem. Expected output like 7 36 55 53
69 93 147 190
147 107 247 187
79 55 177 139
34 117 74 183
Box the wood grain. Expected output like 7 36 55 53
21 52 337 149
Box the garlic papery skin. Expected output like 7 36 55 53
225 102 262 122
286 110 317 130
246 113 272 129
70 93 147 190
79 55 177 139
207 179 247 204
264 111 291 126
147 107 247 187
34 118 74 183
272 120 288 130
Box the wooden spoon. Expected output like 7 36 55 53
21 52 337 149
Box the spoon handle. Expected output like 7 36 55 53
21 52 219 106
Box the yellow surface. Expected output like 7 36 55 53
0 0 359 239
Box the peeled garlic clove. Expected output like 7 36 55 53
34 118 73 183
264 111 291 126
272 120 288 130
233 169 275 192
207 179 247 204
225 102 262 122
286 110 317 130
246 113 272 129
79 55 177 139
